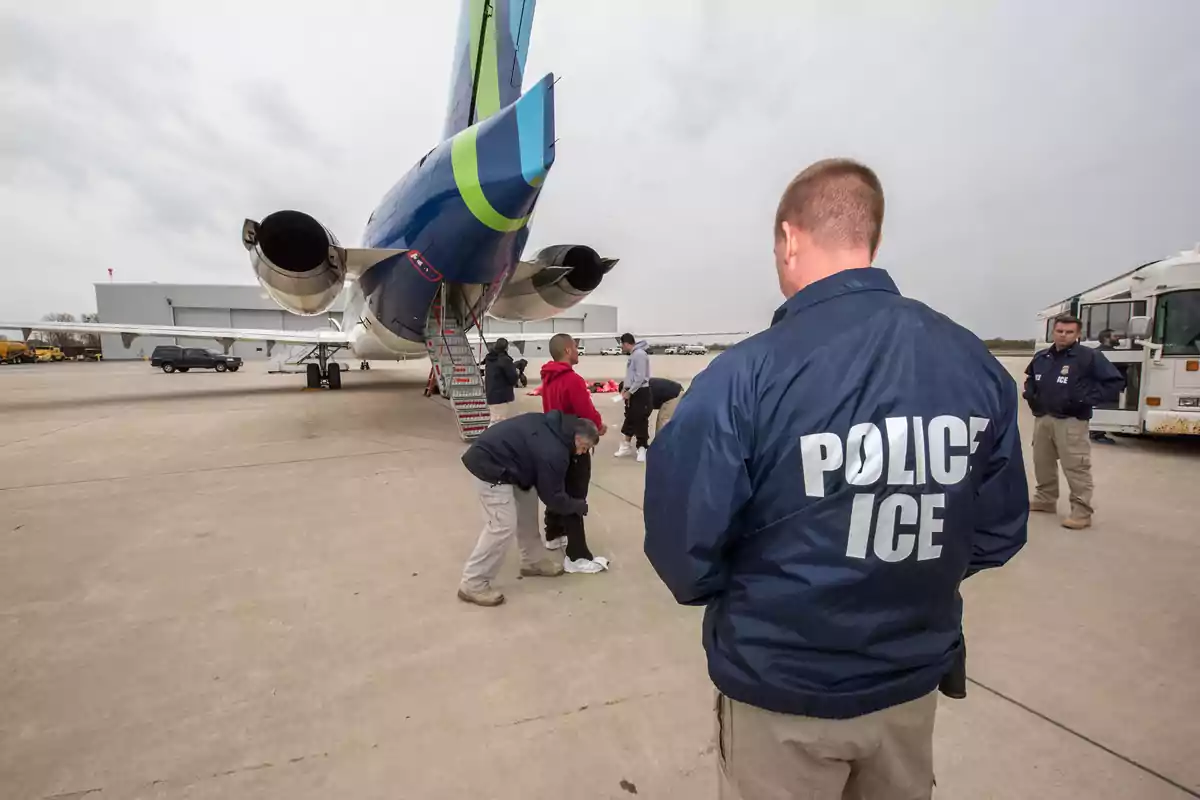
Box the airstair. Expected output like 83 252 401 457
426 290 490 441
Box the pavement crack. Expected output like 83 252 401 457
498 691 665 728
212 761 274 778
43 790 102 800
0 418 105 450
967 677 1200 798
142 749 334 792
591 480 644 511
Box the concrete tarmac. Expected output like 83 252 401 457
1 355 1197 800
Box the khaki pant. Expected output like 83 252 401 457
717 691 938 800
1032 416 1094 519
488 402 513 426
655 396 680 434
461 479 552 591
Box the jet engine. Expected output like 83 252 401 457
487 245 618 322
241 210 346 315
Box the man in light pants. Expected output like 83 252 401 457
644 159 1029 799
458 411 598 607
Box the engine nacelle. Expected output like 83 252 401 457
488 245 618 322
241 210 346 315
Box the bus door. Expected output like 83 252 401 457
1091 347 1143 433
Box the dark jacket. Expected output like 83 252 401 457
1023 343 1124 420
482 349 523 405
650 378 683 410
540 361 603 427
461 411 587 516
643 268 1028 720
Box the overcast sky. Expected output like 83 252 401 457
2 0 1198 337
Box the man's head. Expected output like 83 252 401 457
620 333 636 354
493 337 509 355
572 418 600 454
549 333 579 365
1098 328 1120 348
773 158 885 298
1052 315 1082 349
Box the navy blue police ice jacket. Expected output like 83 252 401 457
643 268 1029 720
1023 343 1124 420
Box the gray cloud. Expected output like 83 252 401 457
2 0 1199 337
242 80 332 156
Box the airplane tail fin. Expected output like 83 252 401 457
443 0 538 138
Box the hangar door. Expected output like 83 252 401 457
173 308 230 353
231 310 284 359
552 318 584 333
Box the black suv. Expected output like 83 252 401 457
150 345 242 374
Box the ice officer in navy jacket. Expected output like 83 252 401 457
644 159 1029 800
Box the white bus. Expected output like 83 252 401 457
1035 245 1200 437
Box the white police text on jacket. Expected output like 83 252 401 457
801 415 990 562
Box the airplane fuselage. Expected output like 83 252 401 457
338 73 556 361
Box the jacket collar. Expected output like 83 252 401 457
771 267 899 326
1050 342 1077 356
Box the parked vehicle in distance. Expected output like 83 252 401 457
0 341 35 364
150 345 242 374
682 344 708 355
80 348 103 361
663 346 679 355
599 347 621 356
34 346 66 362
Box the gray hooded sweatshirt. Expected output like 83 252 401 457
624 341 651 393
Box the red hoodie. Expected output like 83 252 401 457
540 361 603 428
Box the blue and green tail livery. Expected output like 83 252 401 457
357 0 555 342
444 0 539 137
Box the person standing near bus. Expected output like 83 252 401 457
1023 315 1125 528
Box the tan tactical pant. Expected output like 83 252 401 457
717 691 938 800
1032 416 1094 519
655 396 680 434
461 479 551 591
487 401 513 426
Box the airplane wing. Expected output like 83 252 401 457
497 331 749 343
0 320 349 357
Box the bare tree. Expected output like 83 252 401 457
79 313 101 349
34 313 81 349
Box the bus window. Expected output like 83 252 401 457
1081 301 1141 340
1156 290 1200 356
1107 303 1130 337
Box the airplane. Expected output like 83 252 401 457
2 0 735 436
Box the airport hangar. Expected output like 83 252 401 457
94 283 619 361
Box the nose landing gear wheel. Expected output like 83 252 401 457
360 361 371 371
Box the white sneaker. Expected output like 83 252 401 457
615 442 634 458
564 556 610 574
636 447 648 463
